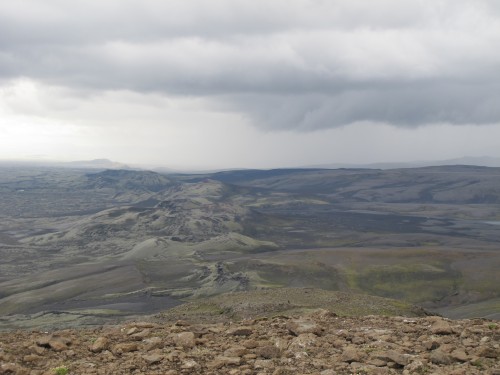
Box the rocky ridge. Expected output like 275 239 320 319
1 310 498 375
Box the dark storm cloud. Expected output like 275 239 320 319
1 0 499 130
227 80 500 130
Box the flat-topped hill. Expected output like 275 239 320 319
156 288 430 324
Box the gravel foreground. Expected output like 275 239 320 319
0 310 499 375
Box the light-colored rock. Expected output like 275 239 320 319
450 348 468 362
126 327 138 335
131 328 151 340
289 333 317 351
142 353 163 364
181 359 200 370
47 337 70 352
341 346 365 363
423 338 440 350
477 345 498 358
143 336 163 351
207 358 225 370
175 332 196 348
274 337 289 352
29 345 45 355
113 342 139 354
224 345 248 357
254 359 274 369
351 336 365 345
430 349 453 365
287 319 323 336
377 350 411 366
242 339 259 349
214 356 242 366
431 319 454 335
404 360 427 374
367 358 387 367
35 336 51 348
90 337 109 353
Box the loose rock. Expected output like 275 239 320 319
0 310 498 374
89 337 109 353
174 331 196 348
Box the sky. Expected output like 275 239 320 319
1 0 500 170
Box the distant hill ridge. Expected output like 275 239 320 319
306 156 500 169
207 165 500 204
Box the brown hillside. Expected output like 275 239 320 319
1 309 499 374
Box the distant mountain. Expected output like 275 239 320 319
306 156 500 169
0 158 131 170
441 156 500 167
64 158 131 169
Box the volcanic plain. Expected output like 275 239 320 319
0 164 499 330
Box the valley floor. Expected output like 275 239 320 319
1 166 500 328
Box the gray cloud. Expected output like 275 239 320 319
228 80 500 130
1 0 499 130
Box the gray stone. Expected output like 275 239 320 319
256 345 281 359
385 350 410 366
131 328 151 340
142 353 163 364
430 349 453 365
181 359 200 370
287 319 323 336
90 336 109 353
242 339 259 349
0 363 29 375
450 348 468 362
47 337 70 352
226 326 254 336
404 360 427 374
254 359 274 369
431 320 454 335
224 345 248 357
175 332 196 348
289 333 317 351
477 345 499 358
143 336 163 351
113 342 139 354
215 356 242 366
341 346 365 363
